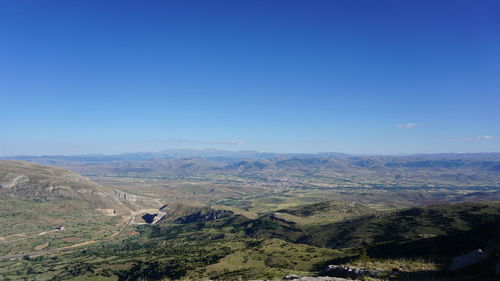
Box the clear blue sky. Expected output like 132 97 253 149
1 0 499 155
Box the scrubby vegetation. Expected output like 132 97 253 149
1 160 499 281
1 201 499 281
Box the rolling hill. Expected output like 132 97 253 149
0 157 499 281
302 201 500 254
0 161 129 254
0 160 123 206
7 151 500 188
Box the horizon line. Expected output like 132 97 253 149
2 148 500 159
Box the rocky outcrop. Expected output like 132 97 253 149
143 205 232 224
0 174 29 189
141 204 172 224
152 204 171 224
323 265 377 279
111 189 139 203
174 209 233 223
449 249 488 271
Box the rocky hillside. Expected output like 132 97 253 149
0 160 124 210
174 208 234 223
0 160 131 240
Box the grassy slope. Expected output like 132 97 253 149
1 201 499 281
273 200 378 225
0 161 128 255
303 202 500 253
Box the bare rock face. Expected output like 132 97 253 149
0 174 30 189
323 265 377 279
152 204 171 224
141 204 172 224
111 189 139 203
174 209 233 223
449 249 488 271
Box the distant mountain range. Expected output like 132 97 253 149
2 149 285 162
4 149 500 162
1 159 499 280
4 150 500 188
